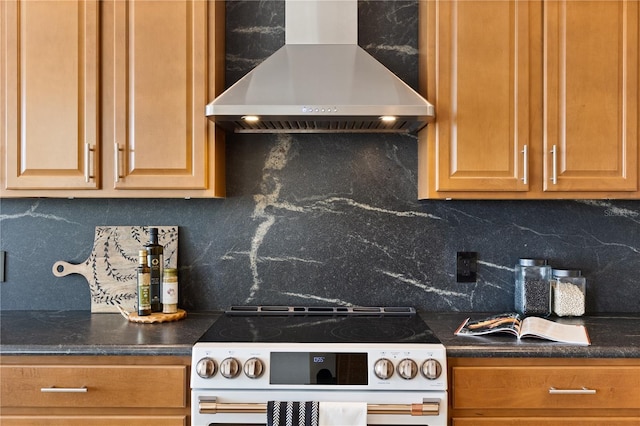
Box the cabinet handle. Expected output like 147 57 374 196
549 387 596 395
41 386 88 393
84 143 94 183
114 142 121 183
550 145 558 184
521 144 528 184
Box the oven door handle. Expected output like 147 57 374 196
199 398 440 416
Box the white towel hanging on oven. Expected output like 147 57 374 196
319 401 367 426
267 401 319 426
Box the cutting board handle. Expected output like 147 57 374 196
52 261 86 277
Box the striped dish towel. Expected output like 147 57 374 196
267 401 319 426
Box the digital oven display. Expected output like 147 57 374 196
270 352 368 385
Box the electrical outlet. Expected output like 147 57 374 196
0 251 5 282
456 251 477 282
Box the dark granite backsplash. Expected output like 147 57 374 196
1 1 639 313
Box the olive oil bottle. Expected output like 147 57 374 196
145 228 163 312
137 249 152 316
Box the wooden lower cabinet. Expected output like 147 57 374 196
453 419 640 425
449 357 640 425
0 355 190 425
0 417 186 426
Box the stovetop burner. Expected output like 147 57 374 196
197 306 441 345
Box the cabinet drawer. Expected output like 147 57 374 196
0 365 187 408
0 416 186 426
453 418 640 426
452 366 640 409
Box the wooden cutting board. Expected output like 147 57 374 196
52 226 178 313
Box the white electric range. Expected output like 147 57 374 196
191 306 447 425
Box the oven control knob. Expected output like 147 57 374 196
220 357 241 379
373 358 394 380
195 357 217 379
243 357 264 379
421 358 443 380
397 358 418 380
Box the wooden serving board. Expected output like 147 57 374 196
119 308 187 324
52 226 178 313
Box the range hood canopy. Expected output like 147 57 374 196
207 0 434 134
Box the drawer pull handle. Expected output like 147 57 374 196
549 387 596 395
41 386 88 393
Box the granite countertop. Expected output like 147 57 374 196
0 310 219 356
1 310 639 358
421 312 640 358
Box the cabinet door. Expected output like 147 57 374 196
543 0 639 192
106 0 209 190
1 0 99 190
419 0 532 196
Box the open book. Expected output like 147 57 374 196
454 313 590 345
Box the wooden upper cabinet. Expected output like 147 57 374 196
1 0 225 198
104 0 209 190
419 0 531 195
1 0 100 190
419 0 640 199
543 0 639 192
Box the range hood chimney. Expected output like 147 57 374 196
207 0 434 134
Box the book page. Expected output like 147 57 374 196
520 316 590 345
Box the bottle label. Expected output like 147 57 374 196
163 280 178 305
138 273 151 310
148 254 163 307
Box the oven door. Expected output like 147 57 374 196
191 389 448 426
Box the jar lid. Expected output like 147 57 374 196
163 268 178 277
518 258 548 266
552 268 582 277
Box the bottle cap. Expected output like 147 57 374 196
518 258 548 266
163 268 178 277
552 269 582 277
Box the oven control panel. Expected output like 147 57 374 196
191 342 447 391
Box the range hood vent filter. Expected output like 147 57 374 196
231 119 416 134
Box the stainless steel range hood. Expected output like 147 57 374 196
207 0 434 134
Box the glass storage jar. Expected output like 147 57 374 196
551 269 586 317
515 258 551 316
